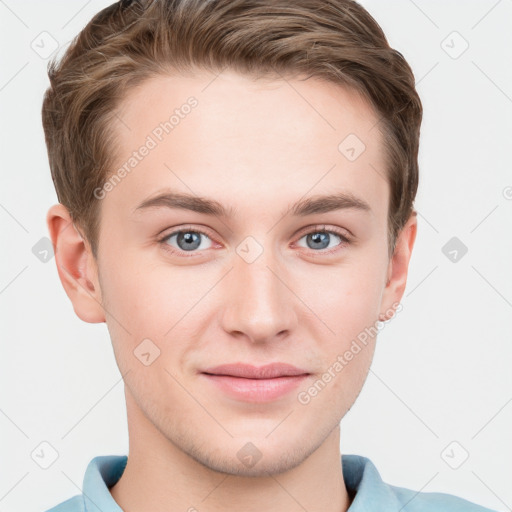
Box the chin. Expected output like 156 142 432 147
192 446 311 477
179 431 326 478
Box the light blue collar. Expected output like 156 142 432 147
79 453 408 511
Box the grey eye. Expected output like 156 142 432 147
164 231 212 252
297 231 343 251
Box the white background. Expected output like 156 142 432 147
1 1 511 511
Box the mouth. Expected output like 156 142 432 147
200 363 310 402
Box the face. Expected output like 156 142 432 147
89 70 408 476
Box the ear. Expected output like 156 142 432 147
378 212 417 321
47 204 105 323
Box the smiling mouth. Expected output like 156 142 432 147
200 363 310 402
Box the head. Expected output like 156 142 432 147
44 0 421 476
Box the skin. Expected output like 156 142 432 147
48 69 417 512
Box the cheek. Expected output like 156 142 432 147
101 250 197 323
99 251 215 359
294 252 387 340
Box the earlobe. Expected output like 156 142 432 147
46 204 106 324
379 212 418 321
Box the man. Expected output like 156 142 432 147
41 0 497 510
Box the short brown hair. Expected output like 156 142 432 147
42 0 422 257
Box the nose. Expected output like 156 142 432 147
219 244 298 344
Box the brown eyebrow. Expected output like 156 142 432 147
290 192 371 216
134 191 371 218
135 192 233 217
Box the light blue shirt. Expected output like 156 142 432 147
44 454 497 511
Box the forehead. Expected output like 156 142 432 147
105 70 387 222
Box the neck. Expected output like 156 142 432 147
110 390 352 512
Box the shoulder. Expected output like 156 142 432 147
389 483 498 511
42 495 84 512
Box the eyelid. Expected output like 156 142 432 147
293 224 352 244
157 223 215 240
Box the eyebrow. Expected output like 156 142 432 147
134 190 371 218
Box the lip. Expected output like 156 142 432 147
200 363 310 402
202 363 309 379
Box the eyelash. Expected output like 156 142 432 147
157 224 351 258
